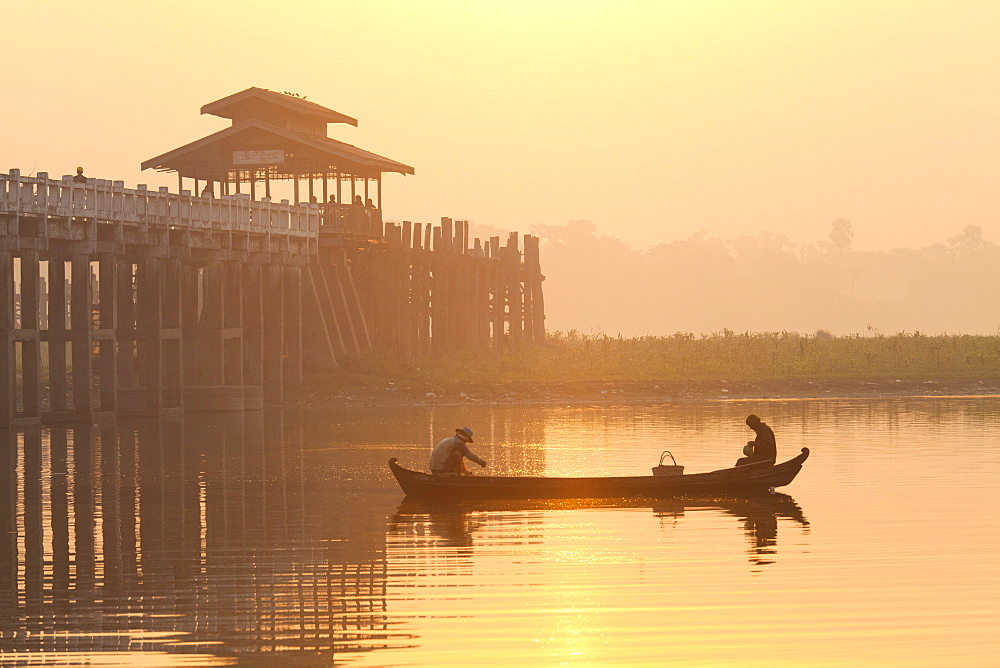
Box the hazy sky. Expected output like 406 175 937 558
2 1 998 251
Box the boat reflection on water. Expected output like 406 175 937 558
390 493 809 568
649 494 810 568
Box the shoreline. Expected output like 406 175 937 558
287 377 1000 407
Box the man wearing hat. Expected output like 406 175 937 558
736 414 777 466
430 427 488 476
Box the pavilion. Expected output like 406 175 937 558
141 87 414 213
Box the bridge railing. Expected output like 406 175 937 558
0 169 321 242
320 203 383 239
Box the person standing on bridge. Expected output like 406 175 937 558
73 167 87 184
430 427 487 476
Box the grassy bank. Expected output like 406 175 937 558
294 331 1000 404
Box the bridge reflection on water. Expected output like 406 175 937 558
0 404 816 665
0 411 399 664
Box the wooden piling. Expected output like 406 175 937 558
262 264 284 404
97 255 118 410
136 258 163 413
48 259 68 412
20 252 41 418
0 254 13 422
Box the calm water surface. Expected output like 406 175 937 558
0 398 998 666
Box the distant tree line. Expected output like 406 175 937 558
525 220 999 336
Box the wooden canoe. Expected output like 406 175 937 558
388 447 809 500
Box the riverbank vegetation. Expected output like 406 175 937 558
297 331 1000 403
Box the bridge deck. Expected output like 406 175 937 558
1 170 319 262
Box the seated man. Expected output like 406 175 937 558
430 427 487 476
736 414 776 466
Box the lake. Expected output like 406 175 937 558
0 397 998 666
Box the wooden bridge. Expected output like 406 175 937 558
0 91 544 426
0 94 545 425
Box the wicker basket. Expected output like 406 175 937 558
652 450 684 476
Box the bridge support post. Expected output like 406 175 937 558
116 262 136 393
20 252 42 420
48 259 68 413
263 264 284 404
161 259 182 409
202 263 225 386
283 266 302 388
0 254 13 423
70 256 93 415
181 264 200 394
224 262 244 389
242 264 264 409
97 255 117 411
136 258 162 414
